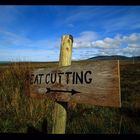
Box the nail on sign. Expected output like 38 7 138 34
25 60 121 107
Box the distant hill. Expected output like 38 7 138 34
88 55 140 61
0 61 12 64
0 55 140 64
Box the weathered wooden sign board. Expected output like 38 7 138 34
25 60 121 107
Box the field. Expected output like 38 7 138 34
0 60 140 133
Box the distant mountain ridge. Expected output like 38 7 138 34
88 55 140 60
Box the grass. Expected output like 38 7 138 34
0 60 140 133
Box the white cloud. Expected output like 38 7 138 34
74 32 140 49
72 32 140 60
128 44 140 48
122 33 140 43
121 47 140 56
92 37 122 49
0 29 140 61
73 31 98 48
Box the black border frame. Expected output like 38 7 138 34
0 0 140 5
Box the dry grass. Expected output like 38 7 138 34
0 62 54 133
0 60 140 133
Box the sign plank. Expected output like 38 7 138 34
25 60 121 107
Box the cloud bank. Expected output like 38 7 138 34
0 30 140 61
72 32 140 60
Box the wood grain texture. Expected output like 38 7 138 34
25 60 121 107
52 35 73 134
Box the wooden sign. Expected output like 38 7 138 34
25 60 121 107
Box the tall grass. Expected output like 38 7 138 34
0 62 54 133
0 61 140 133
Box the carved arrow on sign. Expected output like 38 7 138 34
46 88 80 95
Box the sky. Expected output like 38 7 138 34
0 6 140 62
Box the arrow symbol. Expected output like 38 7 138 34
46 88 80 95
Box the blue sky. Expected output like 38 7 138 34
0 6 140 61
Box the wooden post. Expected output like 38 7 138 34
52 35 73 134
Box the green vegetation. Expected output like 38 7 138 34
0 60 140 133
